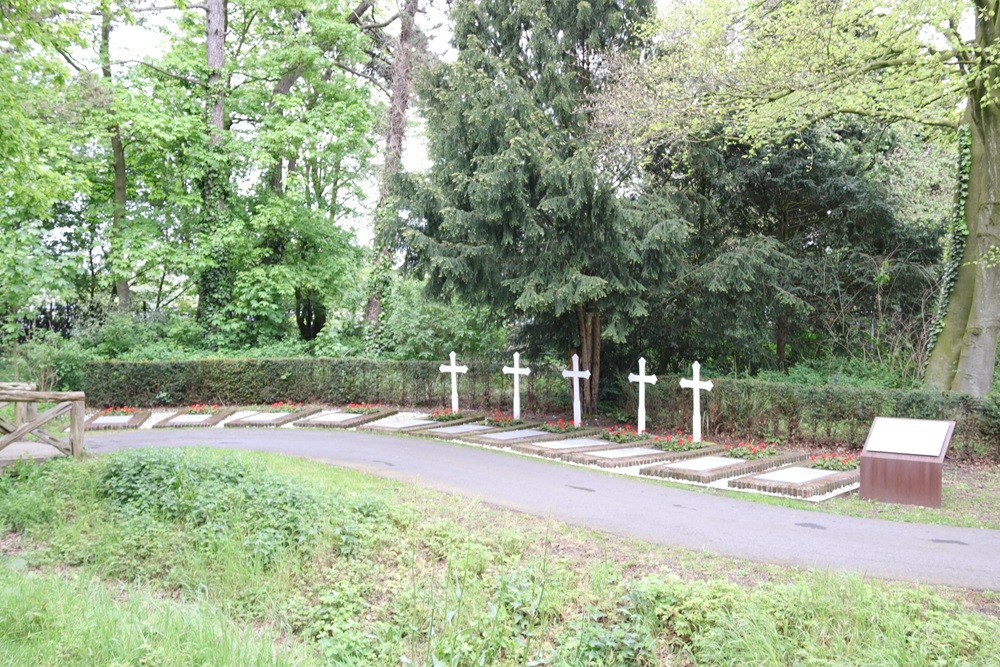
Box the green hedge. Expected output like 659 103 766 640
619 376 1000 459
82 357 569 413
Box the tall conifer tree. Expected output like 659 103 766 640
400 0 682 411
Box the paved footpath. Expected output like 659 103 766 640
86 428 1000 592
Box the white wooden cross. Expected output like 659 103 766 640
679 361 713 442
439 351 468 412
628 357 657 434
561 354 591 427
502 352 531 420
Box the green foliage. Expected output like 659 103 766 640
99 449 322 565
628 122 942 376
622 375 1000 459
82 357 569 412
376 277 508 361
3 450 1000 664
0 568 305 666
625 575 1000 665
400 0 684 367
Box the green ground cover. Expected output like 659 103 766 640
1 449 998 666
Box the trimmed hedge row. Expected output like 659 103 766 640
82 358 570 413
82 358 1000 459
619 376 1000 459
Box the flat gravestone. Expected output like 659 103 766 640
755 467 838 484
303 411 357 423
92 415 134 426
427 423 494 435
482 428 548 442
375 418 436 430
860 417 954 508
170 414 213 425
244 412 291 422
586 446 664 459
665 455 744 471
529 437 608 451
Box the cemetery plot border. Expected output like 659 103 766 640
462 427 603 448
225 406 323 428
154 407 237 428
566 443 725 468
294 408 399 429
641 452 809 484
729 465 860 499
84 410 152 431
509 439 647 460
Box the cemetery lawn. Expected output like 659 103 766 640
1 448 999 666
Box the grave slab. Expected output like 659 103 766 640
730 465 859 500
154 407 237 429
568 444 726 469
364 418 437 431
482 428 548 442
85 410 151 431
426 423 495 435
294 408 397 429
92 415 134 426
509 438 639 459
642 451 808 484
225 406 322 428
756 467 838 484
665 455 741 471
169 414 212 425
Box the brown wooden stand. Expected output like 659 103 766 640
859 418 953 508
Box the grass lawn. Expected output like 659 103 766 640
1 447 998 666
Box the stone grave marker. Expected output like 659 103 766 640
169 414 213 425
92 415 134 426
481 428 549 442
426 423 494 436
561 354 591 427
860 417 954 508
679 361 713 442
730 465 860 500
502 352 531 420
628 357 657 434
439 351 469 413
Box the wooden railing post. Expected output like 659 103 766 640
70 400 85 458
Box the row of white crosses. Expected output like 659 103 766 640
440 351 713 439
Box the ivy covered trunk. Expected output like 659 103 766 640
926 16 1000 398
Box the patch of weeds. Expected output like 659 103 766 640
99 448 322 566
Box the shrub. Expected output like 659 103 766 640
99 449 322 565
82 357 569 412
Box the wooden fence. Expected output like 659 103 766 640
0 383 85 458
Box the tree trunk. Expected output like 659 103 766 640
776 313 787 370
197 0 229 324
575 305 601 414
364 0 419 326
206 0 226 149
925 16 1000 397
100 8 131 311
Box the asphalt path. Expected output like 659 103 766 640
86 428 1000 591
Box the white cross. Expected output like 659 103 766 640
561 354 591 427
439 351 469 413
628 357 657 434
502 352 531 420
679 361 713 442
